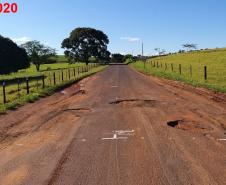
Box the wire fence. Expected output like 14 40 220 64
139 60 226 91
149 60 208 80
0 63 100 104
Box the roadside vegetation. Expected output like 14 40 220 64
0 65 106 113
0 62 86 81
0 27 111 113
130 48 226 93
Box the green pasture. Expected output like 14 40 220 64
130 48 226 92
0 62 86 81
0 63 105 113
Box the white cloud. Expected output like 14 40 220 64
13 36 31 45
120 37 140 42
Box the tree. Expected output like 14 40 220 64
182 43 197 51
178 50 185 53
123 54 133 62
0 35 29 74
111 54 124 63
62 27 110 65
21 41 56 71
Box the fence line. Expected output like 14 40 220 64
1 63 99 104
146 60 208 81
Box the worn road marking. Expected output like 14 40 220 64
218 139 226 141
102 130 135 140
102 134 127 140
116 130 135 135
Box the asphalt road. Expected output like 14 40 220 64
0 65 226 185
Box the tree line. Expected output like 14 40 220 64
0 27 114 75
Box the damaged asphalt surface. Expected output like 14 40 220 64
0 65 226 185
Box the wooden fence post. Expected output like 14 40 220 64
2 82 6 104
49 73 51 85
42 75 45 88
204 66 207 80
36 79 39 90
26 77 29 94
53 72 56 85
62 70 64 82
179 64 182 75
17 79 20 98
171 63 174 72
190 65 192 77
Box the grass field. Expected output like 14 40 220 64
51 55 69 63
0 62 86 81
0 62 105 113
130 48 226 92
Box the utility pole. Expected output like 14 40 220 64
142 42 144 57
142 42 146 69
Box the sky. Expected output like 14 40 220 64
0 0 226 55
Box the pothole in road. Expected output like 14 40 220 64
167 119 213 133
167 120 180 127
76 89 87 95
109 99 157 108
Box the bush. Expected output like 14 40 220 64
0 35 30 74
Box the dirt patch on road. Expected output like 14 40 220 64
110 98 157 108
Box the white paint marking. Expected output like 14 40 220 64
102 130 135 140
116 130 135 136
115 130 135 134
218 139 226 141
112 86 118 88
101 137 128 140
